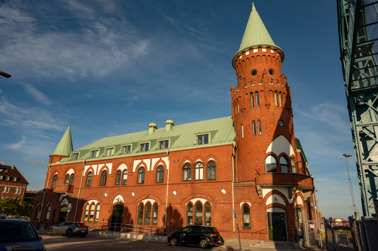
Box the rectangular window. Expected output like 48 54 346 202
140 143 149 152
258 120 262 135
250 93 254 107
91 150 99 158
241 124 244 138
159 140 169 150
122 145 131 154
71 153 79 160
255 92 260 107
106 148 114 156
279 93 282 107
274 92 278 106
197 134 209 145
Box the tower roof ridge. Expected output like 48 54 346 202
52 125 73 156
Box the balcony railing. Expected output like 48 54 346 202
53 184 74 193
256 172 314 190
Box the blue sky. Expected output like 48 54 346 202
0 0 361 219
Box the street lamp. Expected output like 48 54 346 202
0 71 11 78
343 153 360 220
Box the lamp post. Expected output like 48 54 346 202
0 71 11 78
343 153 360 220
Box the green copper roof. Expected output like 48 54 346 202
52 125 73 156
55 116 236 164
238 3 276 52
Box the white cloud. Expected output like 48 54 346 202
8 135 26 150
20 82 52 105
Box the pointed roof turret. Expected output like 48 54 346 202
52 125 73 156
233 3 284 67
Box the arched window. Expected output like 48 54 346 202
115 170 121 185
138 167 145 184
250 93 254 108
144 202 151 225
152 203 158 225
252 121 256 135
242 204 251 229
122 170 128 185
156 166 164 183
69 174 74 185
36 204 42 220
258 120 262 134
86 172 93 187
265 155 277 172
183 163 191 181
207 161 216 180
64 174 70 184
95 204 100 222
195 202 203 225
205 202 211 226
89 203 95 221
291 158 297 173
52 175 58 188
187 202 193 225
137 203 144 224
280 156 289 173
100 170 107 186
195 163 203 181
237 100 240 114
255 92 260 107
46 205 51 220
84 204 89 221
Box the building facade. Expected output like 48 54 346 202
0 164 29 201
32 5 321 242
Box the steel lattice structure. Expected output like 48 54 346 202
337 0 378 216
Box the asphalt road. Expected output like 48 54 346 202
41 235 231 251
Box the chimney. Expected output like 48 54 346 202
149 123 157 134
165 120 174 131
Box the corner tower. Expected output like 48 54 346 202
231 4 297 182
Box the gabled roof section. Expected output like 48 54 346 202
52 125 73 156
55 116 236 164
0 164 29 185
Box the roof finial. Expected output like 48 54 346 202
252 2 255 10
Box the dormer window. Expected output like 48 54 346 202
71 153 79 161
159 140 169 150
13 177 17 182
122 145 131 154
197 134 209 145
91 150 99 158
140 143 149 152
6 176 10 181
106 148 114 156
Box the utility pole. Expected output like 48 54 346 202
343 154 360 220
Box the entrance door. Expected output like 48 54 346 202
59 207 68 223
111 205 123 231
267 212 287 241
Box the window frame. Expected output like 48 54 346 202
86 172 93 187
100 170 107 186
195 162 204 181
71 152 79 161
52 175 58 188
158 140 169 150
156 165 164 183
242 203 251 229
91 150 99 158
138 167 145 184
197 134 209 145
106 148 114 156
183 163 191 181
255 92 260 107
122 145 131 154
115 170 121 185
207 161 216 180
122 170 128 185
265 155 277 172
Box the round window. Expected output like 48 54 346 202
269 69 274 75
251 69 257 76
278 120 284 127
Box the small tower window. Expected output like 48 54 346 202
258 120 262 134
250 93 254 108
252 121 256 135
241 124 244 138
255 92 260 107
251 69 257 76
269 69 274 75
274 91 278 106
279 92 282 107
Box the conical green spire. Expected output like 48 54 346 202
52 125 73 156
238 3 276 52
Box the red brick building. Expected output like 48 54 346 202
32 4 321 242
0 164 29 201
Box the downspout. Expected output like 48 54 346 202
74 159 86 222
164 150 170 231
232 141 236 237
